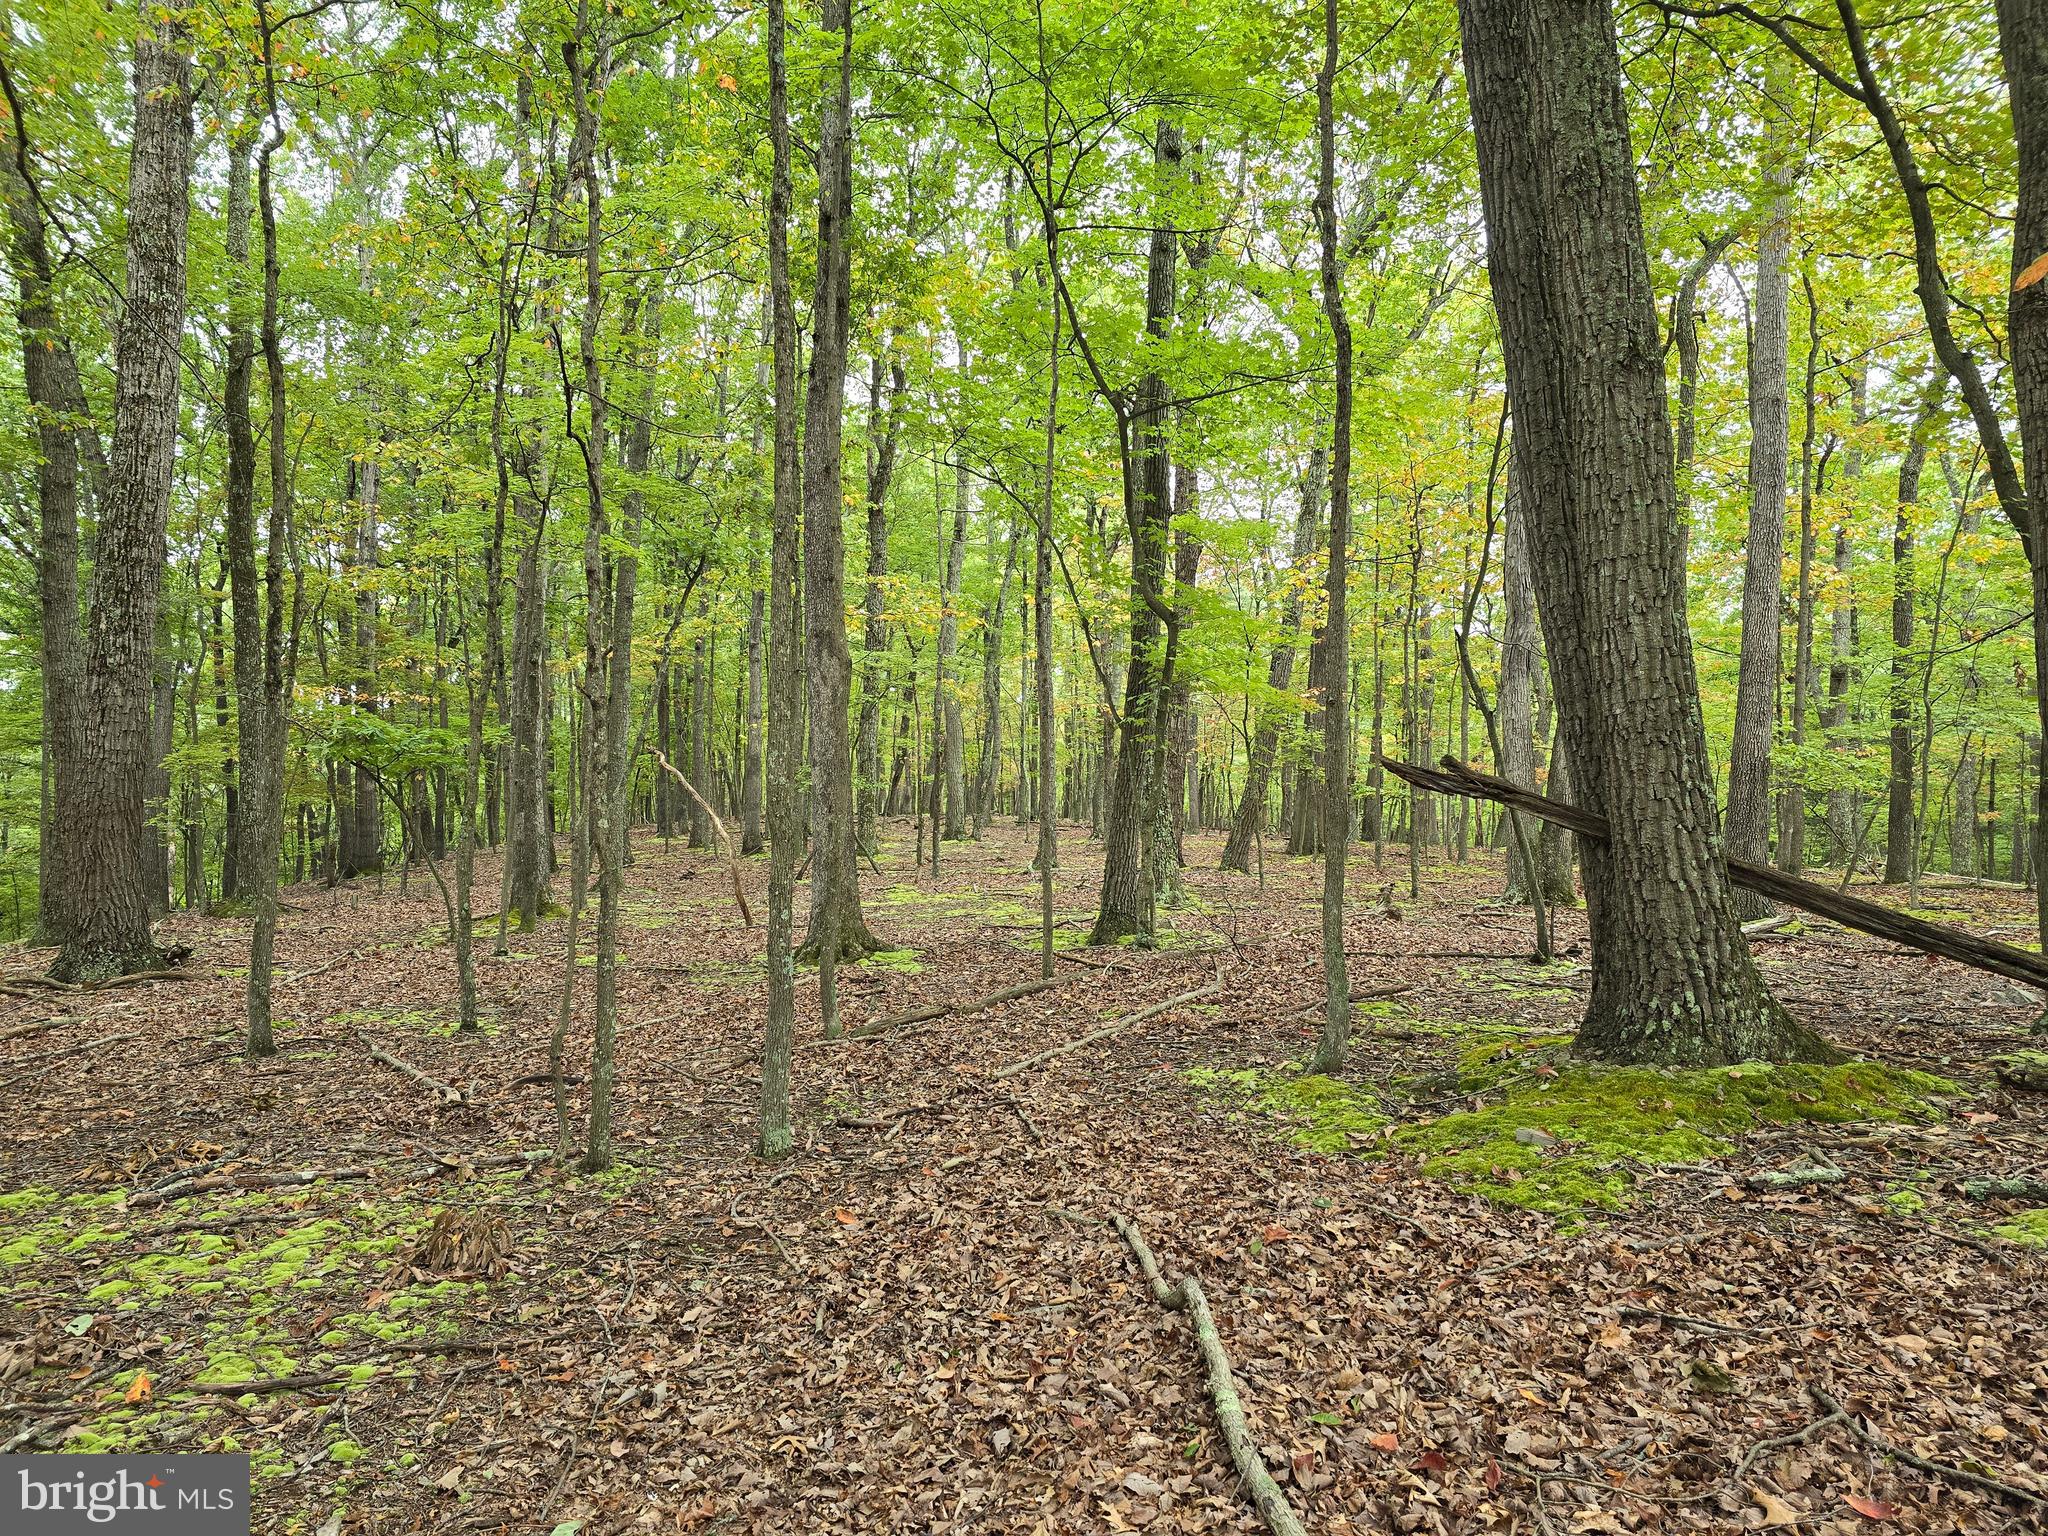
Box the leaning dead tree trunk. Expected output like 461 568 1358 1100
1382 756 2048 993
1111 1214 1309 1536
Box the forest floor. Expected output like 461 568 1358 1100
2 822 2045 1536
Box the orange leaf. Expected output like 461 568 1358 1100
2015 250 2048 292
1261 1224 1293 1244
715 72 739 92
833 1208 860 1225
1368 1432 1400 1454
125 1370 152 1404
1846 1494 1898 1521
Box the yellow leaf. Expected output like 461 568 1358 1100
716 72 739 93
125 1370 152 1404
2016 250 2048 292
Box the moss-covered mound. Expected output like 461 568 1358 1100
1187 1038 1957 1221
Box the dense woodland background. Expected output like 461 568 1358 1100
4 1 2048 1528
0 0 2043 1091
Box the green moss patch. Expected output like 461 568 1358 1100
1992 1209 2048 1248
1398 1053 1955 1219
2 1183 500 1473
1186 1066 1390 1155
1187 1050 1955 1222
862 947 926 975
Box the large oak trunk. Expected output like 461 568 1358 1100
52 27 193 981
1456 0 1828 1065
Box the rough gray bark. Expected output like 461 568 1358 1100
52 25 192 981
799 0 876 961
759 0 801 1157
856 356 905 846
1456 0 1827 1064
241 47 304 1057
2 79 101 942
1997 0 2048 933
1088 122 1181 947
1886 387 1939 883
1221 452 1321 873
1726 157 1792 919
941 459 969 840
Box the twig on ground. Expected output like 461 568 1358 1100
1111 1213 1308 1536
355 1028 468 1105
1809 1385 2046 1511
991 981 1222 1080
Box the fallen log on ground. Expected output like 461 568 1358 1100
1112 1213 1308 1536
833 975 1069 1043
991 980 1223 1080
1379 756 2048 994
355 1028 467 1106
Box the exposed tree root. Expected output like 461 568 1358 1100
1111 1213 1309 1536
991 981 1222 1081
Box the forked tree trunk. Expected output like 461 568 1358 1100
1456 0 1828 1066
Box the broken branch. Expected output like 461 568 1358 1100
990 980 1222 1080
655 750 754 927
1112 1213 1309 1536
1378 756 2048 992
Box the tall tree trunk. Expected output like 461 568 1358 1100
856 356 905 847
941 459 970 839
1778 266 1821 876
52 24 192 982
1309 0 1353 1076
1826 368 1865 862
1726 152 1793 918
563 12 624 1173
1455 0 1830 1065
3 80 100 944
1997 0 2048 938
799 0 875 960
1221 450 1321 873
1499 477 1564 901
759 0 802 1157
1088 122 1181 946
1885 386 1940 883
741 554 766 856
974 507 1021 835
